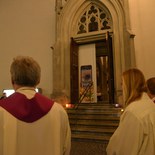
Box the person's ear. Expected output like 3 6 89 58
11 78 15 85
37 79 40 85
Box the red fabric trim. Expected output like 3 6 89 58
0 92 54 123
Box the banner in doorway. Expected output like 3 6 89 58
80 65 94 102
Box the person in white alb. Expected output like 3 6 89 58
0 56 71 155
106 68 155 155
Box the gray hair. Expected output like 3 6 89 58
10 56 41 87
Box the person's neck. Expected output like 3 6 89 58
13 84 35 91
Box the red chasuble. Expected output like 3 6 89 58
0 92 54 123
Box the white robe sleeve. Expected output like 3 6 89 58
106 111 144 155
63 120 71 155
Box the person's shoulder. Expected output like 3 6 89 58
51 102 68 113
0 106 15 120
125 93 155 119
47 102 69 121
0 106 5 112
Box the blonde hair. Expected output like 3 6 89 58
10 56 41 87
122 68 146 108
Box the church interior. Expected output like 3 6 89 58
1 0 155 154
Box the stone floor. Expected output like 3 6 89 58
70 140 108 155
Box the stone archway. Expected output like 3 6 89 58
53 0 135 103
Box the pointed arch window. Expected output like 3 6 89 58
77 4 112 34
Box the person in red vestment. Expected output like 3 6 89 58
146 77 155 103
0 56 71 155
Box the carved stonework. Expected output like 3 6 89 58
53 0 135 102
55 0 68 15
77 4 112 34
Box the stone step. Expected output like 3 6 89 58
73 103 117 108
66 103 122 114
71 126 116 133
71 132 111 142
67 105 121 110
67 109 121 115
69 119 119 128
68 114 120 120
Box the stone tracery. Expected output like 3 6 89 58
77 4 112 34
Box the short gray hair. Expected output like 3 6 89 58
10 56 41 87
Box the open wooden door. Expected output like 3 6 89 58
70 38 79 104
96 32 114 103
106 32 114 103
70 32 114 104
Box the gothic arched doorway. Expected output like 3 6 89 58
53 0 135 104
